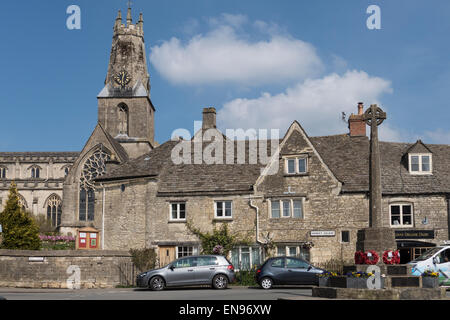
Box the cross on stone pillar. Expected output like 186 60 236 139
364 104 386 228
356 104 396 255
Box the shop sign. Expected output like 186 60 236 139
395 230 434 239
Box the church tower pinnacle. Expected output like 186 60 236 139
97 6 156 158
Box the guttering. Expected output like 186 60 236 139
244 195 264 245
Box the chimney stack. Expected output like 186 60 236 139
348 102 366 137
202 107 217 130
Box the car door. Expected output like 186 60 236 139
435 248 450 286
268 257 286 284
282 257 315 285
195 256 218 284
165 257 197 286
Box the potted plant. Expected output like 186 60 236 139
317 271 338 287
421 270 439 288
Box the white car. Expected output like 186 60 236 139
408 245 450 286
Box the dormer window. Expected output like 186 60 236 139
409 153 432 174
285 156 308 175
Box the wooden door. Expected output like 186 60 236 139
159 246 176 267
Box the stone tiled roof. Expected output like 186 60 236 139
0 152 79 159
95 132 450 195
311 134 450 194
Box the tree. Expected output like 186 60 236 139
0 182 41 250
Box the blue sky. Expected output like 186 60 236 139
0 0 449 151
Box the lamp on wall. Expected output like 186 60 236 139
422 217 429 225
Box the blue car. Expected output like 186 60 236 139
255 256 326 289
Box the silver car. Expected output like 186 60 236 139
136 255 236 290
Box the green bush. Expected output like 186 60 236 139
0 183 41 250
130 248 158 272
235 270 258 286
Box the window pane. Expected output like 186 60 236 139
402 205 412 215
197 256 218 266
286 258 309 269
241 250 251 270
411 156 419 171
403 215 412 225
179 203 186 219
171 204 178 219
298 158 306 173
282 200 291 217
422 156 430 172
79 188 86 221
251 247 261 268
216 202 223 217
277 246 286 256
225 201 232 217
57 205 62 226
87 189 95 221
288 246 297 256
271 258 284 268
231 248 240 268
293 200 303 218
287 159 295 173
391 205 400 215
341 231 350 243
271 201 280 218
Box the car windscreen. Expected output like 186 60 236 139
413 247 442 261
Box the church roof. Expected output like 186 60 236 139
95 131 450 196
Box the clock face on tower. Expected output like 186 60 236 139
114 70 131 88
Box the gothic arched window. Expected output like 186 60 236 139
46 194 62 227
30 166 40 178
79 148 110 221
17 193 28 211
118 103 129 135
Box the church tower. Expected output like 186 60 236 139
97 6 156 158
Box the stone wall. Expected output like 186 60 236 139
0 249 134 289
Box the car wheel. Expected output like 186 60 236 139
260 277 273 290
149 276 165 291
212 274 228 289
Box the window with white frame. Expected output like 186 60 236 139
276 245 310 261
215 201 232 219
408 154 432 174
390 203 413 227
231 246 261 270
270 199 304 219
176 246 198 258
285 156 308 175
170 202 186 221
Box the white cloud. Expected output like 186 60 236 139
217 70 393 137
149 14 323 86
423 129 450 145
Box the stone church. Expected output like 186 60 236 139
1 8 449 268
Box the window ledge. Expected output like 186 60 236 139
284 173 309 177
213 218 233 222
168 220 187 224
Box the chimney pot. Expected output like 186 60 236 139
348 103 366 137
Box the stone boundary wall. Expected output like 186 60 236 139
0 250 135 289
